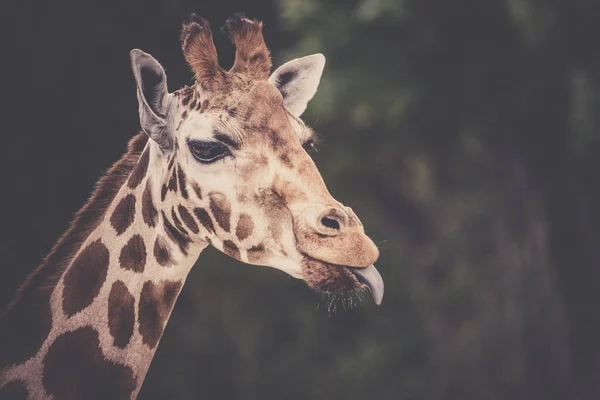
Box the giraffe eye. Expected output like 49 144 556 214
302 139 317 153
189 140 231 163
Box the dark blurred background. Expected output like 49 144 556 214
2 0 600 399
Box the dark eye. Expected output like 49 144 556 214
302 139 317 152
189 140 231 163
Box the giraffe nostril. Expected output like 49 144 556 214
321 216 341 231
313 206 348 235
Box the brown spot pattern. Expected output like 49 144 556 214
0 134 148 372
236 213 254 241
191 181 202 199
161 184 168 201
176 111 188 131
209 192 232 232
247 244 266 263
222 240 240 260
62 240 109 317
153 235 174 267
142 180 158 227
171 208 188 236
167 168 178 192
126 148 149 189
119 234 147 273
194 207 215 234
267 128 285 151
0 380 28 400
279 153 293 168
43 327 136 400
178 205 199 234
110 194 136 235
108 281 135 349
226 106 237 117
162 211 190 255
138 280 182 349
177 165 189 199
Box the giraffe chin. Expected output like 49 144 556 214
300 257 384 305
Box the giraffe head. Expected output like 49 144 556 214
130 14 383 304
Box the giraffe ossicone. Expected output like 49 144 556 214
0 13 383 399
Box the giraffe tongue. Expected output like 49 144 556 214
350 264 384 305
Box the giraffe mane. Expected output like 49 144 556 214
1 133 148 319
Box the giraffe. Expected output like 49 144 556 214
0 14 384 400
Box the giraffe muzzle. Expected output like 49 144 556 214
293 203 383 304
293 204 380 267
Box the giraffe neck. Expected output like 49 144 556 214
0 134 206 399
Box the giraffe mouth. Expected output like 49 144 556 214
301 256 384 305
347 265 384 306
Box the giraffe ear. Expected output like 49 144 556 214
269 54 325 117
130 49 173 151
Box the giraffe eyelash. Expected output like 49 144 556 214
302 138 318 153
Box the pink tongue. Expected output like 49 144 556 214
351 264 384 305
